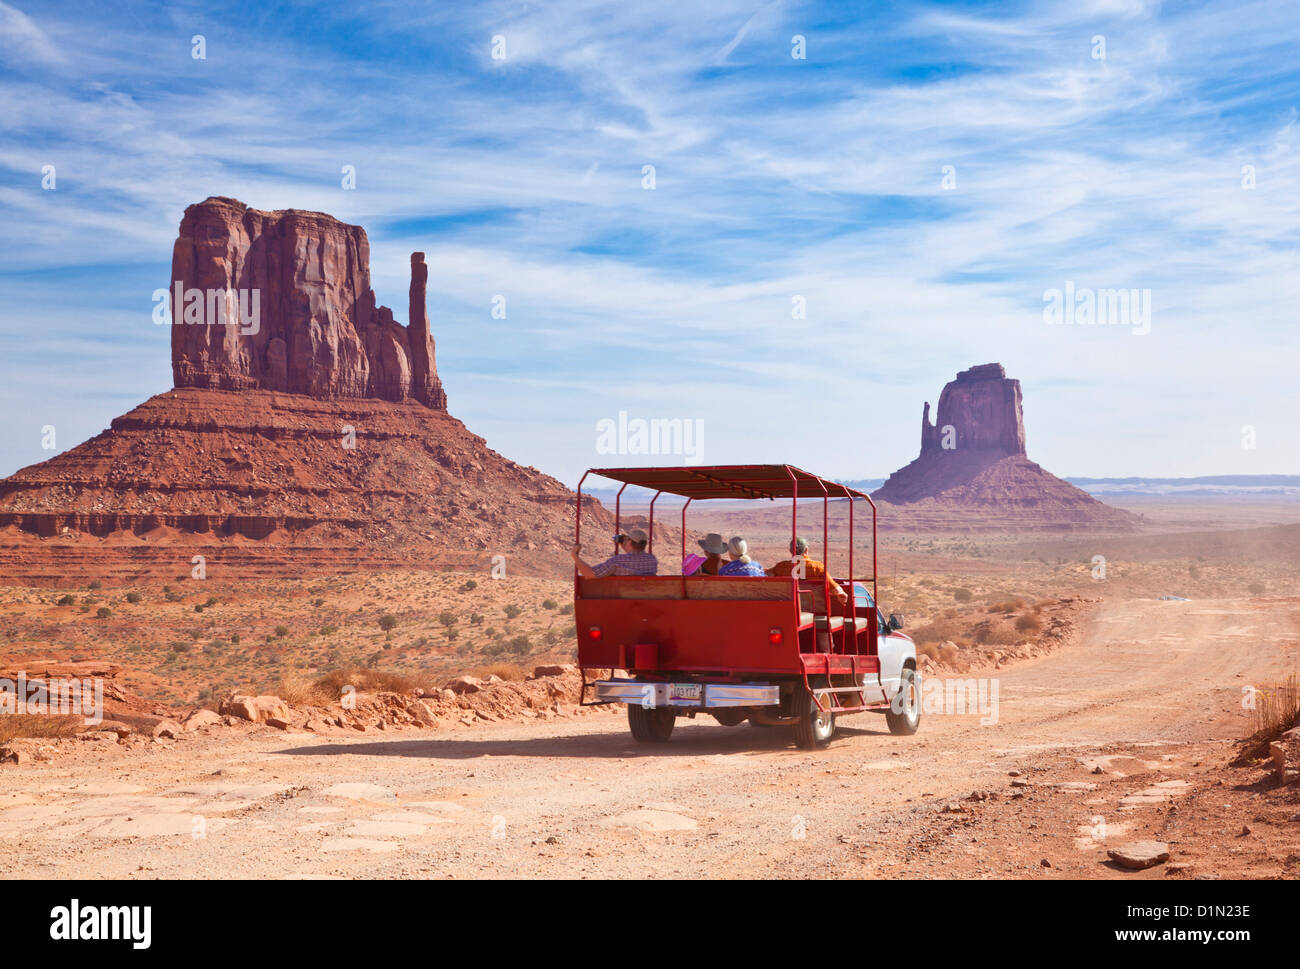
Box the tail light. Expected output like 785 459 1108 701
768 627 783 645
588 626 602 641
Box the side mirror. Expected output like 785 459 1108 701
888 613 904 631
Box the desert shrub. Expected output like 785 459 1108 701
988 599 1025 614
194 604 205 612
0 714 83 743
165 590 183 602
205 596 219 608
274 625 290 638
312 597 324 607
460 580 478 592
56 595 75 606
95 606 112 619
438 611 457 628
470 613 484 626
507 635 531 655
542 599 558 610
125 591 143 604
1236 674 1300 762
1014 613 1043 633
231 633 241 644
559 604 573 615
378 615 398 638
470 662 526 681
1247 582 1265 595
910 618 966 646
503 604 522 620
953 588 972 603
88 580 102 590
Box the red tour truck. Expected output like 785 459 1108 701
573 465 921 749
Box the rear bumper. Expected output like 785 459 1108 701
593 679 781 709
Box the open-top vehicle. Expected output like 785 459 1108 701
573 465 920 749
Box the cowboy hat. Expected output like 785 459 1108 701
697 532 728 555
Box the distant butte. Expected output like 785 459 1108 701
873 364 1138 531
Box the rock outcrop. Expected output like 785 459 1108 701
919 363 1025 458
0 198 609 581
873 364 1137 531
170 197 446 408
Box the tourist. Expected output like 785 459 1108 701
719 536 765 576
571 528 658 577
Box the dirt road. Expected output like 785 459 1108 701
2 596 1297 879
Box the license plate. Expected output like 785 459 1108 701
670 683 703 701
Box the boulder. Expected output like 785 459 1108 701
445 675 483 695
183 709 223 731
1107 841 1171 870
533 664 577 678
220 694 289 723
151 719 183 739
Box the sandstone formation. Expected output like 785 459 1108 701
170 197 446 408
0 198 608 581
873 364 1137 531
0 388 609 582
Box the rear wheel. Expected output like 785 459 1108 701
791 678 835 749
885 666 922 736
628 703 675 743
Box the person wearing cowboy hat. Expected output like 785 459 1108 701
691 532 728 576
571 528 659 577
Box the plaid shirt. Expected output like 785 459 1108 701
592 551 659 577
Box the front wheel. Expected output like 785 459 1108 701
791 679 835 749
628 703 675 743
885 666 922 735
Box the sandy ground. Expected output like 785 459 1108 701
1 594 1296 879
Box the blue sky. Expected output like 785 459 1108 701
1 0 1297 486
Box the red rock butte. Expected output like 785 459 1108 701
872 364 1138 531
0 198 610 583
171 197 446 408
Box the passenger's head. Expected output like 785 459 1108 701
727 536 751 562
790 536 809 556
617 528 649 552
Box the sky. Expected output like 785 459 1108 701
1 0 1297 487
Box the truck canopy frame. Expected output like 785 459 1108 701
576 464 877 612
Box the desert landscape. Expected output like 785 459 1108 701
1 198 1298 883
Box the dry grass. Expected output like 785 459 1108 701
1236 674 1300 762
468 662 527 682
1014 612 1043 633
917 642 967 671
275 668 431 707
987 598 1026 613
0 714 84 743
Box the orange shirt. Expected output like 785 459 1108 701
767 556 848 602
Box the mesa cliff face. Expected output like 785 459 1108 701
0 198 606 582
874 364 1137 530
170 197 446 408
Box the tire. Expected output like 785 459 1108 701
791 678 835 749
628 702 675 743
885 666 922 736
